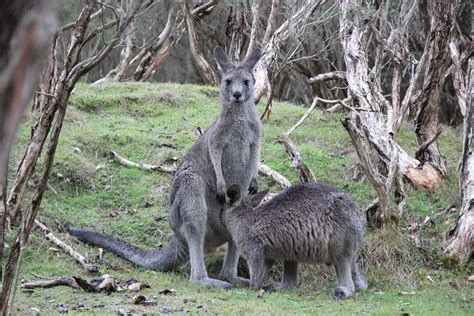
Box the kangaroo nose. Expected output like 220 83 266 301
233 92 242 101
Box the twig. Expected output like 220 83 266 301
258 164 291 188
108 150 176 174
34 219 98 273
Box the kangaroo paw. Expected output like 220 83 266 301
196 277 233 290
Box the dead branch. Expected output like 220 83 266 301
254 0 327 104
415 128 442 160
308 71 346 85
278 134 316 184
34 219 98 273
258 164 291 188
21 277 81 290
287 97 319 136
108 150 176 174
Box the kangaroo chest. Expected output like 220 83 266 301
221 119 259 183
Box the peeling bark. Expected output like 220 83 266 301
445 34 474 263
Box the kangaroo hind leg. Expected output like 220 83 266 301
180 180 232 289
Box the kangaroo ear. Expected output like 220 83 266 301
214 46 233 73
248 189 269 208
226 184 242 206
241 48 261 70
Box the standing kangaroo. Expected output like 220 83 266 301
68 47 262 289
224 183 368 300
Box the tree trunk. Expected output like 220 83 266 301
412 0 458 179
0 0 58 313
225 1 246 62
446 70 473 262
445 11 474 263
184 0 218 85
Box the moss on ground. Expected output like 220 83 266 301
4 82 473 315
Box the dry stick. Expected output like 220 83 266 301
34 220 98 273
278 97 318 184
108 150 176 174
21 277 81 290
286 97 319 136
258 164 291 188
414 128 442 160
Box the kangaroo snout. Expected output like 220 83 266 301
233 91 242 102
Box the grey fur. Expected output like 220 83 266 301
224 183 368 299
69 47 262 289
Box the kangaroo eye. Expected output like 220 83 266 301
243 80 249 86
225 79 231 86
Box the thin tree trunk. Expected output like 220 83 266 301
445 14 474 263
2 1 149 313
225 1 246 62
0 0 58 313
412 0 458 178
184 0 218 85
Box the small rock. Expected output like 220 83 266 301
468 275 474 282
398 291 416 296
30 307 40 315
117 308 132 316
132 294 147 305
73 147 82 154
257 289 265 298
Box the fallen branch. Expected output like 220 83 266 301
308 71 346 85
21 274 149 293
108 150 176 174
21 277 81 290
34 220 98 273
258 164 291 188
278 134 316 184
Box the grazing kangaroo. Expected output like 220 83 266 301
68 47 262 289
224 183 368 300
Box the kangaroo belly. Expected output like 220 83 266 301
263 241 331 264
221 139 255 191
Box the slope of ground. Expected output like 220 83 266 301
5 83 472 315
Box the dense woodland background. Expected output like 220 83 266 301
0 0 472 314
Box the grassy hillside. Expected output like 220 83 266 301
6 83 472 314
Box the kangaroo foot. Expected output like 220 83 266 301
195 277 233 290
219 273 249 287
332 286 352 301
261 283 280 292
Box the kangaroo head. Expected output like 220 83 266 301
226 184 269 209
213 47 261 105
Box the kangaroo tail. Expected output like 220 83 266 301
68 227 188 271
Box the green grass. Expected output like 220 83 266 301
5 82 473 315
